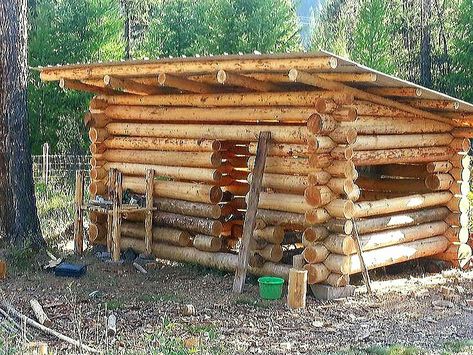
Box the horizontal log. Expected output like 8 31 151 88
248 156 311 174
303 263 330 284
304 208 331 224
253 226 285 244
257 192 311 214
120 222 192 247
102 236 291 279
153 212 223 236
324 273 350 287
340 116 452 134
426 161 453 173
193 235 222 252
90 176 222 204
256 209 307 228
445 226 469 243
95 149 222 168
324 235 449 274
451 127 473 138
302 226 329 243
154 197 222 219
97 91 335 108
425 174 454 191
352 147 454 166
105 123 309 143
325 219 354 235
445 212 469 228
302 244 329 264
304 186 334 207
102 136 221 152
104 105 316 123
92 162 221 183
352 207 450 234
352 134 453 150
353 192 453 218
250 173 307 194
248 142 309 157
255 244 283 263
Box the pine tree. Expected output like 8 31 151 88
449 0 473 102
351 0 395 73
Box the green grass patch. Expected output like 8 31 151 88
364 344 425 355
105 299 124 311
442 340 473 354
233 295 271 309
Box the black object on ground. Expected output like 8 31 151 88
54 262 87 278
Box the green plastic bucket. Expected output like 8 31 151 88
258 276 284 300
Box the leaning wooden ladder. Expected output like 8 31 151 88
233 132 271 293
74 168 156 260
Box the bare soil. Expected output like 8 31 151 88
1 253 473 354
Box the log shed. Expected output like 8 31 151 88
38 51 473 290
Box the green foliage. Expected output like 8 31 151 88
139 0 301 57
448 0 473 102
351 0 395 73
28 0 124 154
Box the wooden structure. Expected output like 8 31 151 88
40 51 473 290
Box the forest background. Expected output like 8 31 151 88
28 0 473 154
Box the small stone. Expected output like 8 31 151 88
181 304 195 316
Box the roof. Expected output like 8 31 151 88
37 50 473 123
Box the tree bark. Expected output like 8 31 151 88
0 0 44 247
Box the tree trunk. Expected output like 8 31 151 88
0 0 44 247
420 0 432 87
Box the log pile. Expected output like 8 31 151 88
39 53 473 286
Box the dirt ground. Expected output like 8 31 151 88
1 252 473 354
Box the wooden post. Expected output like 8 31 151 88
73 170 85 256
106 169 116 253
111 171 123 262
287 268 307 309
352 220 372 293
144 169 155 255
233 131 270 293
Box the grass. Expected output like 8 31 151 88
233 295 271 309
335 341 473 355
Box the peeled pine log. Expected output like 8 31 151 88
451 127 473 138
322 234 355 255
249 142 309 157
153 212 222 237
427 161 453 173
305 208 331 224
90 176 222 204
432 243 472 269
324 273 350 287
101 136 221 152
88 223 107 242
352 192 453 218
255 244 283 262
256 209 307 228
450 167 470 181
308 171 332 185
302 226 329 243
450 138 471 152
325 161 358 179
287 268 308 310
154 197 222 219
217 69 282 91
257 192 311 214
248 156 311 175
303 263 330 284
121 222 192 247
308 154 332 169
253 226 284 244
325 219 354 235
348 221 448 254
352 146 453 166
104 105 316 123
324 235 449 274
103 75 165 95
107 237 291 279
99 90 335 107
357 177 429 193
193 235 222 252
351 133 453 150
251 173 307 194
95 149 222 168
92 162 221 183
351 207 449 234
302 244 329 263
425 174 454 190
308 136 337 153
105 122 309 144
339 116 452 134
223 182 249 196
304 186 334 207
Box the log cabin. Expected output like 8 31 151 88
38 51 473 289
